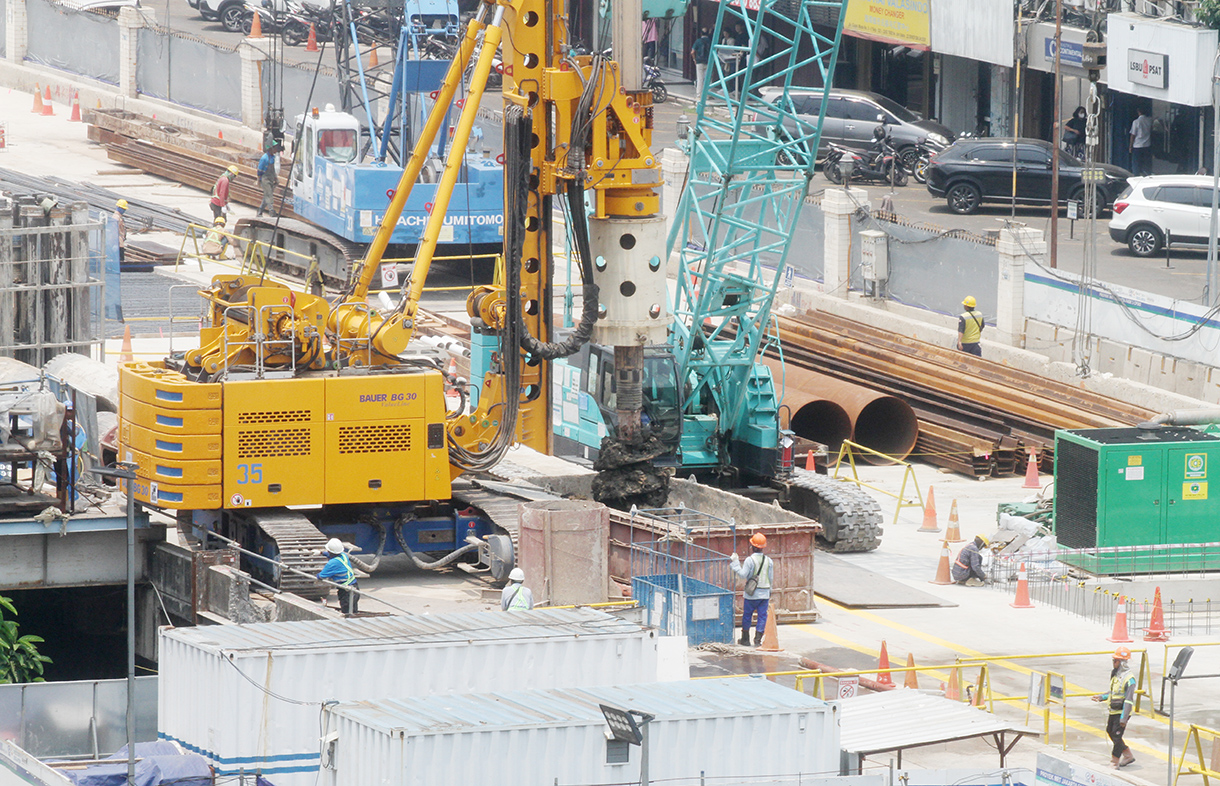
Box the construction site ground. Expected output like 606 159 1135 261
5 81 1218 786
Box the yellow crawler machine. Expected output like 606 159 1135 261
117 0 668 591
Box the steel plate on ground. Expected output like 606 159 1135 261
814 553 956 608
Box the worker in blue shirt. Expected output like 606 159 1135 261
256 148 277 217
317 538 359 615
730 532 773 646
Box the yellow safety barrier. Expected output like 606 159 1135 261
175 223 321 291
537 600 638 611
832 440 924 526
1175 724 1220 786
956 648 1155 719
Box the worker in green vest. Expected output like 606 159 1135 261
1092 647 1136 769
957 296 985 357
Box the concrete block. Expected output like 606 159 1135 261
1124 347 1154 385
1164 358 1206 401
1202 367 1220 405
1094 339 1125 376
1022 319 1057 360
274 592 342 622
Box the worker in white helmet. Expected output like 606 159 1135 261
501 567 533 611
317 538 359 615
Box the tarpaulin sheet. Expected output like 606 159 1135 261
137 27 241 119
26 0 119 84
63 740 211 786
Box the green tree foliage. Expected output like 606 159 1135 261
0 595 51 684
1197 0 1220 29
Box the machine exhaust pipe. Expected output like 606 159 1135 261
765 359 918 464
1140 409 1220 428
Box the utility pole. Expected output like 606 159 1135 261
90 464 138 786
1207 54 1220 305
1049 0 1063 269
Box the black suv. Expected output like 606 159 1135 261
757 87 955 170
925 138 1131 215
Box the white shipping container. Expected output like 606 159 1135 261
157 608 663 785
323 679 839 786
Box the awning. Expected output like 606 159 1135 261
838 691 1041 769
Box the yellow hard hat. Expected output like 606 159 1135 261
962 295 977 308
213 216 226 225
116 199 128 210
976 534 989 547
226 165 239 176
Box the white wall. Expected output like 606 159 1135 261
1024 267 1220 368
931 0 1014 66
1106 13 1218 106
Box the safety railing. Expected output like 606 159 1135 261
175 223 321 290
832 440 924 526
989 551 1220 636
1175 724 1220 786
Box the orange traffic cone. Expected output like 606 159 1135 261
919 486 941 532
120 325 134 363
1023 449 1041 489
1011 562 1033 608
68 89 81 122
945 499 963 542
1107 594 1133 643
31 83 43 114
758 607 781 652
1143 586 1170 642
876 640 894 686
306 22 318 51
903 653 919 689
369 45 379 67
944 668 961 701
929 540 953 585
41 85 53 116
804 449 816 472
250 11 263 38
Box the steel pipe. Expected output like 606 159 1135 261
765 358 918 463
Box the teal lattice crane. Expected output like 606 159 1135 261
668 0 847 479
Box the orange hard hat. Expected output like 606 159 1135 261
750 533 767 548
1114 647 1131 661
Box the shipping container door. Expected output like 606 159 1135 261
1101 450 1163 546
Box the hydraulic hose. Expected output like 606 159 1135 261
393 517 478 569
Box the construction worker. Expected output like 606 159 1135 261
500 567 533 611
957 295 985 357
951 535 990 586
317 538 359 615
1093 647 1137 768
256 148 277 217
201 216 232 259
113 199 128 265
210 164 239 221
730 533 773 646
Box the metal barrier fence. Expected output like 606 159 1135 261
0 676 157 758
989 545 1220 636
626 506 736 592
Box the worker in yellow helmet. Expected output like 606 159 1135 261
730 532 772 646
112 199 129 265
957 295 985 357
209 164 239 221
951 534 990 586
1093 647 1136 768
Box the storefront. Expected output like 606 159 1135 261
1022 20 1109 160
1106 13 1218 175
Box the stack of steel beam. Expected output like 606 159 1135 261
770 311 1155 477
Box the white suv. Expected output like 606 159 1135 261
1109 175 1220 257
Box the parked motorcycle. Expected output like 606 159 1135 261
643 58 667 104
903 136 944 185
823 134 907 187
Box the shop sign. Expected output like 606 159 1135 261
1044 37 1083 68
843 0 931 48
1127 49 1167 89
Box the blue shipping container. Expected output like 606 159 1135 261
632 574 734 646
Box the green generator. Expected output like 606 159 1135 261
1055 427 1220 549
